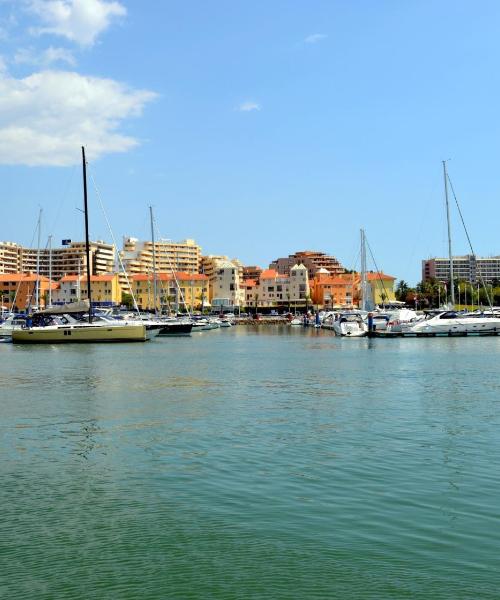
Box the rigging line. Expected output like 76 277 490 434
365 235 390 304
447 173 493 310
87 168 141 316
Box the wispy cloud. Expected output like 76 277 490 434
27 0 126 47
14 46 76 67
304 33 327 44
237 101 261 112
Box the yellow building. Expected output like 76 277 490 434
131 272 209 311
121 238 201 275
53 274 123 306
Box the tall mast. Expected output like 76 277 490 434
443 160 455 306
48 234 52 307
360 228 367 311
35 208 42 308
82 146 93 323
149 205 158 315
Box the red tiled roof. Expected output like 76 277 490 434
260 269 277 279
132 272 208 282
0 273 52 283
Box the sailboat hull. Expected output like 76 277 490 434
12 324 146 344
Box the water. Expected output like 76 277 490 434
1 327 500 599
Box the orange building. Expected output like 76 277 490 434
0 273 56 311
311 270 355 308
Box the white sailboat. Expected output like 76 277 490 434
406 161 500 335
332 229 368 337
13 148 146 344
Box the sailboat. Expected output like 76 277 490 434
332 229 369 337
408 161 500 335
12 148 146 343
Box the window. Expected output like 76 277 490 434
277 285 282 292
268 286 274 292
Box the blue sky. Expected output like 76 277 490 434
1 0 500 284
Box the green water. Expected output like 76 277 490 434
1 327 500 599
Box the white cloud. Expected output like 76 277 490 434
237 101 261 112
0 69 157 166
14 46 76 67
304 33 327 44
28 0 126 47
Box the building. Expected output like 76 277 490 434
52 274 123 306
121 237 201 275
0 242 23 274
270 250 345 280
131 272 209 311
310 269 354 308
0 273 55 311
248 264 310 311
423 255 500 284
0 240 115 279
242 266 262 281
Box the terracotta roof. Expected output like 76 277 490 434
0 273 52 282
60 274 116 282
132 272 208 282
260 269 278 279
244 279 257 287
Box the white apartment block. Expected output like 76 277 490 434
121 237 201 275
0 240 115 279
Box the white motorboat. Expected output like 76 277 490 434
0 314 26 338
406 310 500 335
332 312 368 337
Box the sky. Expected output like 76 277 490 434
1 0 500 284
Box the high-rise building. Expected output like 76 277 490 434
0 242 23 274
0 240 115 279
270 250 344 280
422 255 500 284
121 237 201 275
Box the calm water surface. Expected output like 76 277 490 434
1 327 500 599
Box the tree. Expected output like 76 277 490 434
121 293 134 309
395 280 410 302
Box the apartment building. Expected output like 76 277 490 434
270 250 345 280
423 255 500 284
0 273 55 310
121 237 201 275
130 272 209 311
0 242 23 274
0 240 115 279
246 264 310 310
52 274 123 306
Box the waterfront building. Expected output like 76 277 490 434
131 272 209 311
0 273 55 310
52 274 123 306
250 264 310 311
121 237 201 275
423 255 500 284
311 269 354 308
270 250 345 280
0 240 115 279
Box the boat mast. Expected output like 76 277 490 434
35 207 42 308
360 228 367 311
149 205 158 316
443 160 455 306
48 234 52 307
82 146 93 323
